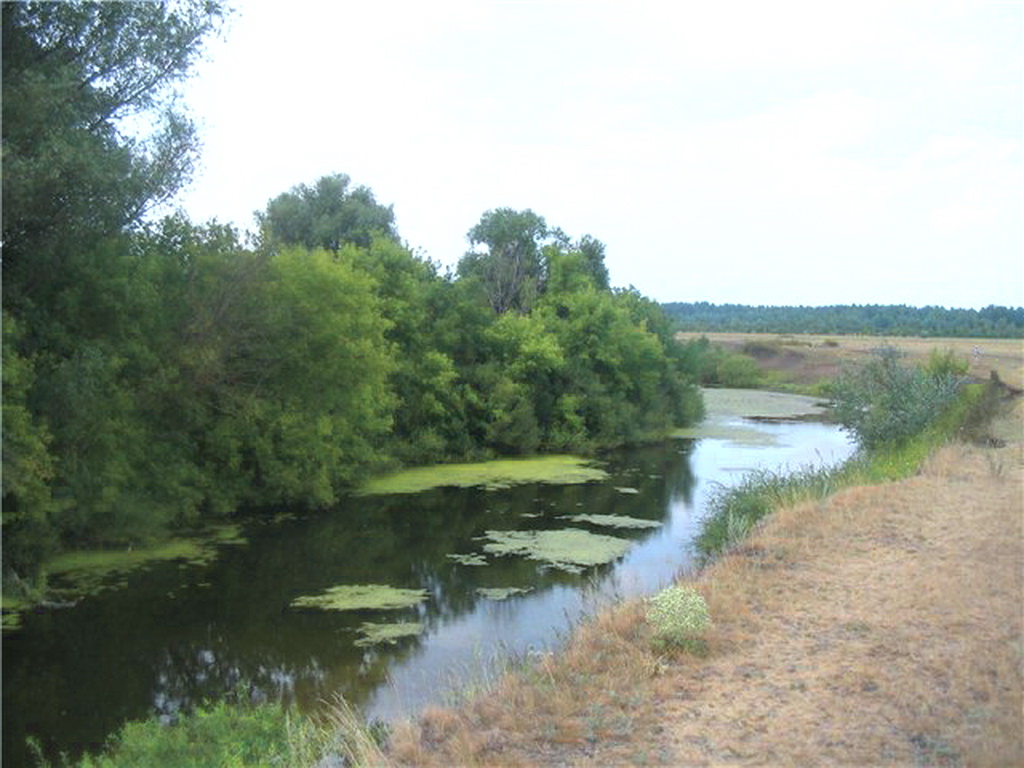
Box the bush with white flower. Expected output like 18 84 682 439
645 585 711 653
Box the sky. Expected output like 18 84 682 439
176 0 1023 309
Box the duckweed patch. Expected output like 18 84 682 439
480 529 632 574
446 553 488 566
672 388 828 445
44 525 247 600
701 388 827 420
354 621 425 647
357 456 608 495
562 514 662 530
290 584 429 612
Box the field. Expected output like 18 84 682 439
677 331 1024 392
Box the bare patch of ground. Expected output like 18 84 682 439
387 405 1023 767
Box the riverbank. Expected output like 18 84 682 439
387 399 1023 766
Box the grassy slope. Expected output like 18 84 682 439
387 395 1023 767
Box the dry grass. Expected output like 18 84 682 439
383 400 1024 767
677 331 1024 392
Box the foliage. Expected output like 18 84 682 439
664 301 1024 338
73 697 302 768
259 172 398 251
645 585 711 653
677 336 766 388
57 691 388 768
829 347 963 450
1 0 703 585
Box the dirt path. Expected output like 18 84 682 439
390 406 1023 767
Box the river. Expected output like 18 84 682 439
3 391 854 765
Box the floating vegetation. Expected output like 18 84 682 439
290 584 429 612
476 587 533 600
614 487 640 494
480 529 632 574
2 611 23 632
446 553 488 566
43 525 248 601
561 514 662 530
354 621 425 647
357 456 608 495
702 388 827 420
672 388 828 445
1 595 25 632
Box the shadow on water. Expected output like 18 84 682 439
3 423 851 765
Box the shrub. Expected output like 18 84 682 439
829 346 963 450
645 585 711 653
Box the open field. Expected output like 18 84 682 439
386 397 1024 766
676 331 1024 393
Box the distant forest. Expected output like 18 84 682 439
663 302 1024 339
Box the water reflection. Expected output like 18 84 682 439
4 423 852 766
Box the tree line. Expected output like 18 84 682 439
663 302 1024 338
1 2 702 584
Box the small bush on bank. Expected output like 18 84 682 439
645 585 711 654
829 346 963 450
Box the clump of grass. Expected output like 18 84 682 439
645 585 711 654
695 463 843 560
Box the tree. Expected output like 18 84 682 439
458 208 551 314
259 173 398 251
2 0 226 311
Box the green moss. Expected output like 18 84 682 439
354 621 425 646
480 528 632 573
476 586 533 600
357 455 608 495
290 584 429 612
561 514 661 529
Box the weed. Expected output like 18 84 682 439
645 585 711 654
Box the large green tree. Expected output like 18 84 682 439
2 0 226 576
258 173 398 252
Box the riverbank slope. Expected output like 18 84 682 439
389 400 1023 766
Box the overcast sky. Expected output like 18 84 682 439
177 0 1023 309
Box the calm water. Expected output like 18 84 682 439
3 419 853 766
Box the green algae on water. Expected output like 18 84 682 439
290 584 429 612
480 528 632 574
354 621 425 647
561 513 662 530
446 553 488 566
476 586 533 600
357 455 608 495
44 525 247 600
672 388 829 445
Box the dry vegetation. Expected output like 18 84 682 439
676 331 1024 392
385 398 1024 766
